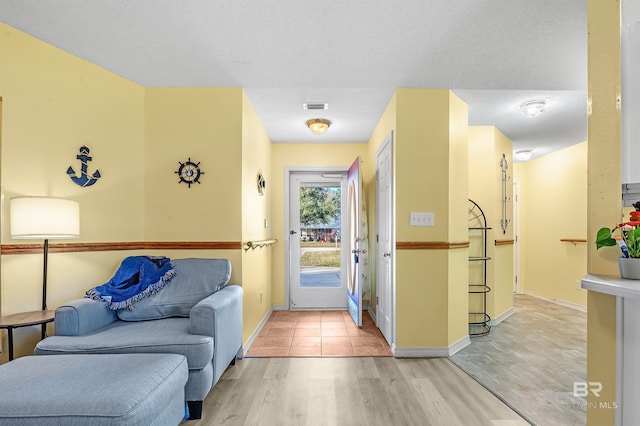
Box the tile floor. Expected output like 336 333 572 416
245 310 393 357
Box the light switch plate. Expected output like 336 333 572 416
410 212 434 227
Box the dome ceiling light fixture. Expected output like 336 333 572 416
306 118 331 135
514 149 534 161
520 99 546 117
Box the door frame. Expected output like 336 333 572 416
284 166 349 310
375 133 396 348
513 181 521 294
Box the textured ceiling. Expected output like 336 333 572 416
0 0 587 160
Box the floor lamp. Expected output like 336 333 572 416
10 197 80 311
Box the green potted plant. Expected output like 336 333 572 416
596 208 640 279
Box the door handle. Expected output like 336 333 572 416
383 252 391 257
352 249 367 254
290 230 297 235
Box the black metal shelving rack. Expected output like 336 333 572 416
468 199 492 336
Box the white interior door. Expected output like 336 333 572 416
513 181 520 293
376 133 394 346
289 172 347 309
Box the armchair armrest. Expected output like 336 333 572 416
190 285 243 381
55 298 117 336
190 284 243 338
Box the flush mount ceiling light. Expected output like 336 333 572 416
306 118 331 135
520 99 546 117
514 149 534 161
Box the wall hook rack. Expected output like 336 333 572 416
243 239 277 252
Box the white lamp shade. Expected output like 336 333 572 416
10 197 80 239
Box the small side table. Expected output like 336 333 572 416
0 310 54 361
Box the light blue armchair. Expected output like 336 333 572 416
35 258 243 420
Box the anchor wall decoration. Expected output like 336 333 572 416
67 146 101 187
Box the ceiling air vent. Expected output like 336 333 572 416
303 103 328 110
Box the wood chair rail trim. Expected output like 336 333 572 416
1 241 242 255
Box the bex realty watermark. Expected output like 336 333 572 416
570 382 618 410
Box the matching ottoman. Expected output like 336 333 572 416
0 353 188 425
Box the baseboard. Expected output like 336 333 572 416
272 305 287 311
394 335 470 358
448 335 471 356
243 307 274 353
490 307 515 326
367 306 376 323
522 291 587 312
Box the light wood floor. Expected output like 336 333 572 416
451 294 586 426
187 357 529 425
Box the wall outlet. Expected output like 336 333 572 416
264 219 269 228
260 291 263 303
410 212 435 227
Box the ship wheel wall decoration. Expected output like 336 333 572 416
175 157 204 188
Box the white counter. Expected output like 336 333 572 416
582 274 640 425
581 274 640 299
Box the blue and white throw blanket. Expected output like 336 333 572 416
85 256 176 310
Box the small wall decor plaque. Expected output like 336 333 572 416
67 146 101 187
175 157 204 188
257 171 266 195
500 153 511 234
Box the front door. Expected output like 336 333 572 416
289 172 347 309
346 157 364 326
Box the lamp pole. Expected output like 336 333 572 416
42 239 49 311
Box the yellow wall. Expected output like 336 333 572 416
270 143 368 307
394 89 469 348
0 23 146 244
364 89 470 349
144 86 260 337
468 126 514 320
516 142 587 307
395 89 451 242
0 25 272 359
586 0 620 423
491 130 515 319
241 91 273 343
0 23 146 358
142 87 245 287
144 87 243 243
446 91 470 345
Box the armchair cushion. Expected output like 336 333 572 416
117 258 232 321
35 317 213 370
